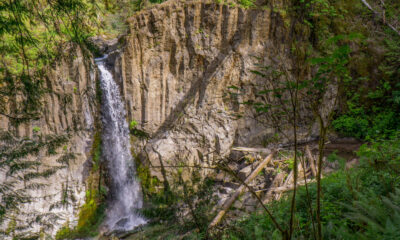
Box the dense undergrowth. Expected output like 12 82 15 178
213 136 400 240
327 0 400 140
332 35 400 140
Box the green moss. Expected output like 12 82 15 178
74 189 106 237
55 221 73 240
91 131 102 172
74 130 106 236
55 191 106 239
275 8 291 28
134 155 161 198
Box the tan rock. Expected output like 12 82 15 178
0 46 97 237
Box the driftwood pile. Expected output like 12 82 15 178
209 145 320 228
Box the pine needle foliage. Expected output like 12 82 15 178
0 0 100 122
0 130 76 238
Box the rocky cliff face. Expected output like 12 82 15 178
0 46 97 237
111 1 304 183
1 1 317 237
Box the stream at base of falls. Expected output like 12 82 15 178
96 56 146 232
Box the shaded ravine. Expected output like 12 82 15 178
96 56 146 232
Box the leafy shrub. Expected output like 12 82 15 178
238 0 255 9
332 114 369 139
130 120 138 130
129 120 149 139
32 126 41 133
333 111 400 140
369 111 400 139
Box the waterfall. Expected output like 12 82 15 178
96 57 146 231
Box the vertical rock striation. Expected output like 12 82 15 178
112 1 295 183
0 46 97 237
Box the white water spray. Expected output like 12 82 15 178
96 57 146 231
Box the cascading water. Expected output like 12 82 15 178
96 56 146 231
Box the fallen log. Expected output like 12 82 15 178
306 145 317 177
231 138 319 153
271 179 317 193
231 147 272 153
262 171 286 205
208 151 275 228
276 168 294 200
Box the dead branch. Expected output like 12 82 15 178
276 169 293 200
231 146 272 153
262 171 286 204
208 151 275 228
306 145 317 177
361 0 400 36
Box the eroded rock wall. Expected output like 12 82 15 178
113 1 301 183
0 46 97 237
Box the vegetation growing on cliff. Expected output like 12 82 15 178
332 35 400 140
1 0 399 239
